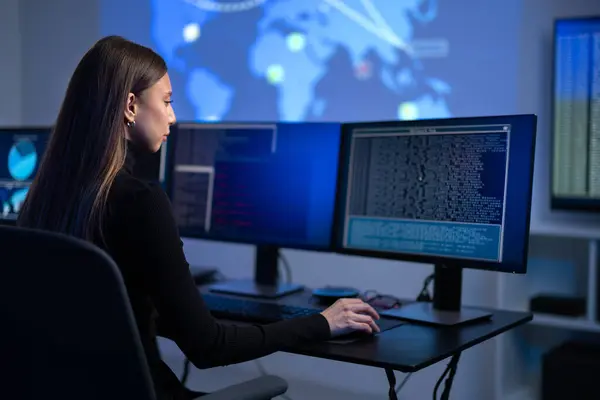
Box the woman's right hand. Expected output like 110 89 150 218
320 298 380 337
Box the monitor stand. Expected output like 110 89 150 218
380 264 493 327
208 245 304 299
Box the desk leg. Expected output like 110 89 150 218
385 368 398 400
439 353 461 400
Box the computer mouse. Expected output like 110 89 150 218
327 318 405 344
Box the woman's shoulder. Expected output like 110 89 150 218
102 171 175 255
109 171 170 217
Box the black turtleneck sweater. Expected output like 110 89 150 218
101 143 331 400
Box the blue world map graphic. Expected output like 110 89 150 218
150 0 451 122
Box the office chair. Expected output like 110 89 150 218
0 225 288 400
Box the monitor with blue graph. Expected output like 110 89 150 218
0 128 51 222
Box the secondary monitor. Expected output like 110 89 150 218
334 114 537 326
551 16 600 211
164 122 341 298
0 127 51 223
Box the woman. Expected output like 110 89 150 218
18 36 380 400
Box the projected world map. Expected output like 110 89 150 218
151 0 451 122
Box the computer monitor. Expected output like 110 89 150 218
551 16 600 211
0 127 51 223
164 122 341 298
334 114 537 326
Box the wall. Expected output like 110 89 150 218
15 0 600 398
19 0 100 126
0 0 22 126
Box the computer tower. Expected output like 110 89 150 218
542 340 600 400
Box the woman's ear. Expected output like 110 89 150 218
124 92 137 124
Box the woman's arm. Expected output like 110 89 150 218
122 183 330 368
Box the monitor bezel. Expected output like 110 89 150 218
549 15 600 212
163 121 340 253
331 114 537 274
0 126 53 135
0 126 53 226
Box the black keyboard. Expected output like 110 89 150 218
202 294 406 338
202 293 322 323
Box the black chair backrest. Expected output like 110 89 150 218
0 225 156 400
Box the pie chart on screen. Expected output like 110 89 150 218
8 139 37 181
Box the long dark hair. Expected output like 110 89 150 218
18 36 167 242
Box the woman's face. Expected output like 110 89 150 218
126 73 177 153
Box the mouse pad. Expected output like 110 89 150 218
327 318 405 345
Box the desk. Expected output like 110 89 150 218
292 309 531 373
200 287 533 372
199 286 532 397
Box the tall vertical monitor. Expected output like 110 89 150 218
164 122 341 298
334 114 537 326
551 16 600 211
0 127 51 224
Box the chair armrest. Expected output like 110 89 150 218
200 375 288 400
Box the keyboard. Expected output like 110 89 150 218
202 293 321 323
202 293 406 336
